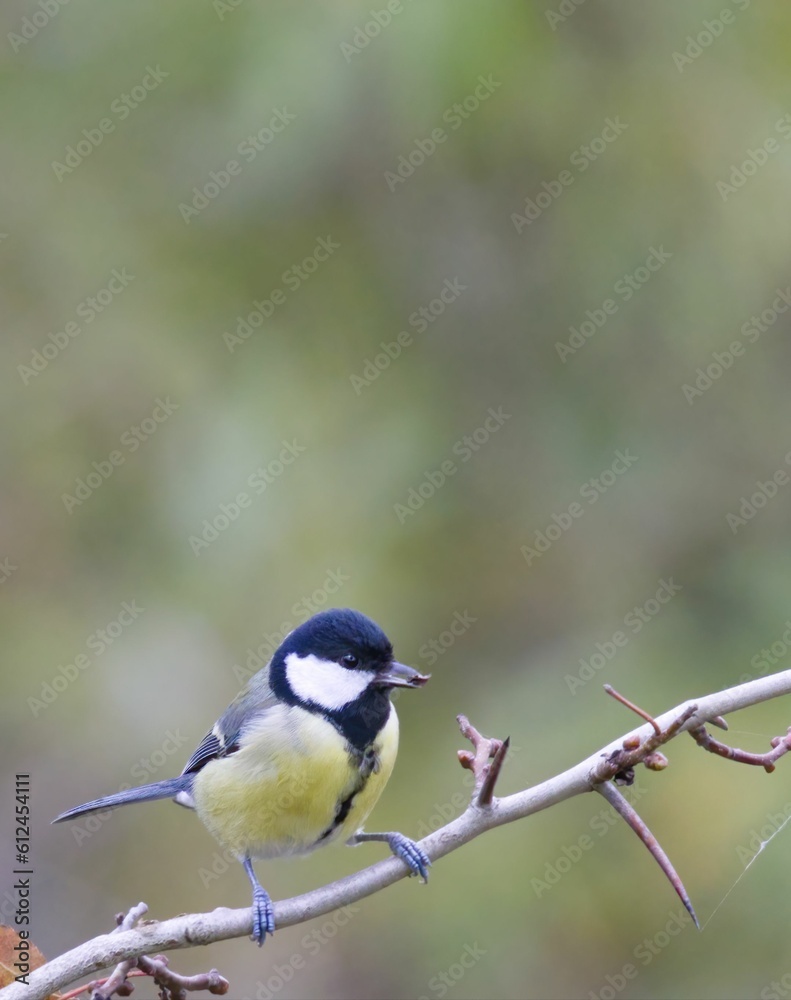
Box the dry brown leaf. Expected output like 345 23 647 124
0 924 59 998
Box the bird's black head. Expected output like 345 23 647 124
269 608 428 751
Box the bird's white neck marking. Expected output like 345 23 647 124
285 652 373 710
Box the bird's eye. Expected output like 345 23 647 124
341 653 359 668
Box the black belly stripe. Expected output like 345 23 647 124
317 744 380 843
318 788 358 842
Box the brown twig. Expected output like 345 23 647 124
689 724 791 772
456 715 509 805
604 684 661 735
89 961 135 1000
135 954 229 999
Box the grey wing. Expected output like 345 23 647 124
181 671 281 777
181 730 226 775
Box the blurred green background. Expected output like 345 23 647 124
4 1 791 997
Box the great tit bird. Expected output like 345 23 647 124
53 608 431 945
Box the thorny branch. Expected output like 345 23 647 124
7 668 791 1000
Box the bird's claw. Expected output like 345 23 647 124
251 885 276 946
388 832 431 882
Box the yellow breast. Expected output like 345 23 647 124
191 703 399 860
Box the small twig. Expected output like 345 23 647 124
70 904 228 1000
689 724 791 773
136 954 229 999
456 715 509 805
88 905 152 1000
593 687 699 783
604 684 660 735
114 905 149 933
89 961 135 1000
597 782 699 930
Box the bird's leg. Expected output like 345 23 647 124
351 831 431 882
242 856 276 946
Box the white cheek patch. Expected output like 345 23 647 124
285 652 372 710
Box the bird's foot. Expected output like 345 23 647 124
386 832 431 882
251 884 276 946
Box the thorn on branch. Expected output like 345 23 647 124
596 781 700 931
457 715 509 806
689 724 791 773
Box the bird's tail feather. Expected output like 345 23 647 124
52 775 191 823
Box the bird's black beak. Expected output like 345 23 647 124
373 661 430 689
